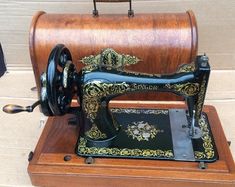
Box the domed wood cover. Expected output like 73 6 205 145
29 11 198 101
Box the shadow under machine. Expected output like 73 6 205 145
3 1 235 186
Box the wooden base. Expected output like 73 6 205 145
28 103 235 187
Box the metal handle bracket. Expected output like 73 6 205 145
93 0 134 17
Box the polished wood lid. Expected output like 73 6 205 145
29 11 198 100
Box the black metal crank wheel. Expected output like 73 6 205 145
46 44 75 115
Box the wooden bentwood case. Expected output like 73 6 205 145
28 7 235 187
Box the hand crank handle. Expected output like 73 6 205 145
3 100 41 114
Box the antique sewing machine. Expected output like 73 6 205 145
2 0 235 186
3 44 217 162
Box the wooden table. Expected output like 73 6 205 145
0 71 234 186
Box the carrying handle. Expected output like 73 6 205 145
93 0 134 17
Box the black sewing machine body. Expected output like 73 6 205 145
3 44 218 163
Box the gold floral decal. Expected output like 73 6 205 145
165 82 199 96
194 114 215 159
125 121 162 141
78 137 174 158
111 108 168 115
177 63 195 73
85 124 107 140
81 48 140 70
62 61 72 88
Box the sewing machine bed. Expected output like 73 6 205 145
77 108 218 162
28 103 235 187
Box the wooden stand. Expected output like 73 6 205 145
28 103 235 187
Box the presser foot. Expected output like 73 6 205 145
187 110 203 139
76 108 218 162
188 127 202 139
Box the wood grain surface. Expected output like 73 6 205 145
0 0 234 186
0 0 235 70
29 10 197 101
27 103 235 187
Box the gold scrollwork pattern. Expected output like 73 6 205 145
78 108 215 160
81 48 140 70
194 114 215 159
82 81 131 139
123 70 161 78
110 108 168 115
78 137 174 158
82 81 131 121
177 63 195 73
82 82 162 121
85 124 107 140
82 64 98 73
82 82 162 140
195 76 207 121
125 121 163 141
165 82 199 96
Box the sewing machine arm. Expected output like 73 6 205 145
3 44 210 147
78 54 210 145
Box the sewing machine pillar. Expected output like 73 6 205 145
188 55 210 138
81 105 120 147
